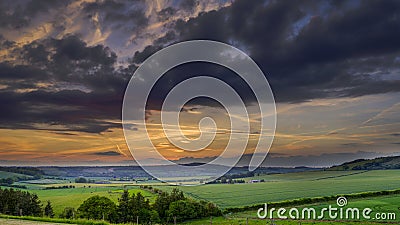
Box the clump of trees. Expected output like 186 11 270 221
77 195 117 222
45 185 75 189
74 177 95 183
0 187 42 216
144 187 221 223
117 190 159 224
207 171 255 184
76 187 221 224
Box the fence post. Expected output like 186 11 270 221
174 216 177 225
210 216 212 225
137 215 139 225
246 217 248 225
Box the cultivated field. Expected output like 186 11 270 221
155 170 400 208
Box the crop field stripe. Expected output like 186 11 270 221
156 170 400 208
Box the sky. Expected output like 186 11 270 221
0 0 399 167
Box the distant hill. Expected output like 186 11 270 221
329 155 400 170
0 166 43 177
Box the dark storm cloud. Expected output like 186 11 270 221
179 0 199 12
0 35 128 133
131 31 176 64
158 7 177 21
0 89 122 133
16 35 126 92
0 35 15 49
1 0 400 134
81 0 149 32
0 0 66 28
135 0 400 103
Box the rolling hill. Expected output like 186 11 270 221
329 155 400 170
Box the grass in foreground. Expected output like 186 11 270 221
182 217 393 225
1 215 394 225
0 214 109 225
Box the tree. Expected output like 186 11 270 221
44 201 54 218
29 194 43 216
75 177 87 183
167 200 198 222
154 191 170 221
77 195 117 222
59 207 76 219
129 192 153 224
117 190 130 223
149 209 161 224
205 202 222 216
170 188 185 202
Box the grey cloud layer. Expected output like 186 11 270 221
1 0 400 133
146 0 400 102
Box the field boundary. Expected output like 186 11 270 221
314 170 369 180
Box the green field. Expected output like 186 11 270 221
229 194 400 222
179 193 400 224
3 169 400 224
155 170 400 209
30 186 155 216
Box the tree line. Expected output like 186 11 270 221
0 167 44 177
72 187 221 224
0 186 221 224
0 187 43 216
207 171 255 184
